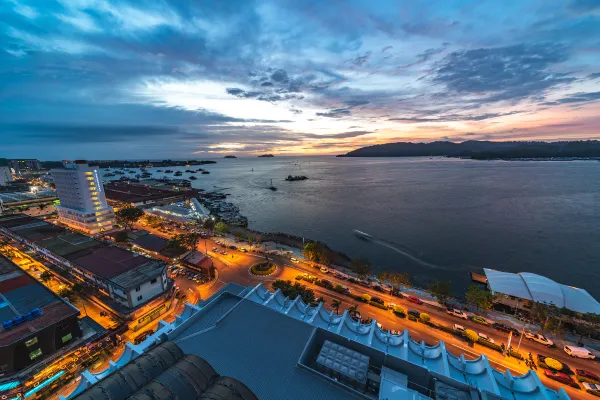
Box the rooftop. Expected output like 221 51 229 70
0 255 79 346
104 182 184 204
0 214 166 290
484 268 600 314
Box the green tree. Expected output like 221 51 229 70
303 242 320 261
215 221 229 234
115 231 129 243
378 271 410 294
464 329 479 343
331 299 341 315
145 214 163 229
419 312 431 323
429 281 452 305
182 232 201 251
116 207 144 230
465 285 495 311
393 305 405 315
202 218 215 232
350 257 372 280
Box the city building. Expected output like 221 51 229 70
483 268 600 314
64 282 569 400
103 181 189 208
181 250 214 277
0 214 169 312
0 254 81 377
0 159 13 186
130 231 186 262
71 342 259 400
51 160 116 235
8 159 42 173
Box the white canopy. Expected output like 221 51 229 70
484 268 600 315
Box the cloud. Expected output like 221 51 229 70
588 72 600 80
569 0 600 13
430 43 576 103
316 108 352 118
389 110 524 123
303 130 372 139
541 91 600 105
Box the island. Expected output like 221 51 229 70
285 175 308 181
337 140 600 160
224 155 237 159
258 154 275 158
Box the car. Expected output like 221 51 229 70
478 333 495 344
212 247 218 252
576 369 600 382
454 324 466 333
295 274 303 280
320 279 333 288
408 296 423 305
564 345 595 359
347 278 358 284
470 316 489 325
240 248 248 253
229 245 237 249
333 272 346 280
446 309 468 320
525 331 554 347
408 309 420 318
582 382 600 397
492 323 520 336
543 369 579 388
221 250 227 255
290 257 298 262
371 296 384 305
387 302 397 310
133 330 154 345
320 267 329 273
373 284 386 293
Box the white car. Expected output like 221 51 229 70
320 267 329 273
524 331 554 347
582 382 600 396
453 324 466 333
387 302 397 310
563 345 595 359
478 333 495 344
290 257 298 262
446 309 468 320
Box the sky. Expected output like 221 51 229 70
1 0 600 159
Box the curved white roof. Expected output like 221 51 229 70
484 268 600 315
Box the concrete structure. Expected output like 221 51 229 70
484 268 600 315
8 159 42 173
64 283 569 400
51 161 115 234
0 214 169 311
0 159 13 186
103 181 188 208
0 255 81 377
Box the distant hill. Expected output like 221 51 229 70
258 154 275 157
338 140 600 159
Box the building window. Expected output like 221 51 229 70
25 337 38 347
150 278 157 284
135 286 140 292
29 348 43 360
61 333 73 343
137 295 143 301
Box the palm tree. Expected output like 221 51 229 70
331 299 341 315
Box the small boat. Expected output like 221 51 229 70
189 176 197 180
164 170 173 173
353 230 372 240
201 171 210 174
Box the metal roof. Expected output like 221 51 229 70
484 268 600 314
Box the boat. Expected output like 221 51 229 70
189 176 197 180
174 171 182 176
353 230 372 240
164 170 173 173
157 169 163 172
201 171 210 174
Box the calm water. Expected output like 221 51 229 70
133 157 600 297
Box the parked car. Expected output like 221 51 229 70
221 250 227 255
543 370 579 388
454 324 466 334
478 333 495 344
408 309 421 318
133 330 154 345
333 272 346 280
564 345 595 359
387 302 397 310
446 309 468 320
320 279 333 288
371 296 384 305
576 369 600 382
525 331 554 347
492 323 520 336
229 245 237 249
470 316 489 325
582 382 600 397
347 278 358 284
408 296 423 305
212 247 218 251
373 284 386 293
240 248 248 253
290 257 298 262
320 267 329 273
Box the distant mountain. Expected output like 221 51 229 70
338 140 600 159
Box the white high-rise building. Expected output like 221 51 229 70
52 160 116 234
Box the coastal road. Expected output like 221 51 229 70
135 225 599 398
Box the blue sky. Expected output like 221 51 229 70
1 0 600 159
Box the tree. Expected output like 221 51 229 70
378 271 410 294
115 231 129 243
202 218 215 232
303 242 320 261
40 271 53 284
331 299 341 315
361 293 372 303
215 222 229 234
58 288 76 302
393 305 405 315
145 214 163 229
350 257 372 280
429 281 452 305
464 329 479 343
182 232 201 251
419 312 431 323
116 207 144 230
465 285 495 311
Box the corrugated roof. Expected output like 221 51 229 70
132 234 168 253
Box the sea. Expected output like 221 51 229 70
112 157 600 298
